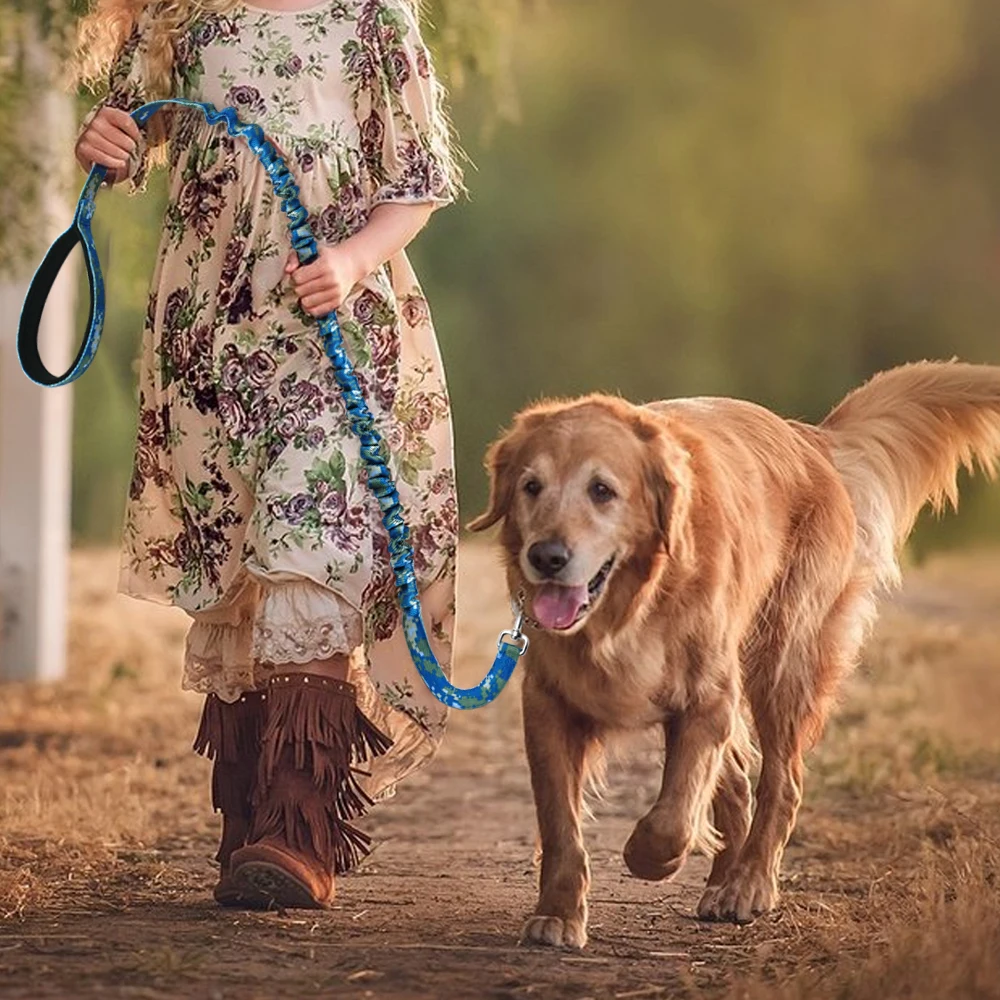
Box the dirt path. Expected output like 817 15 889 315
2 542 1000 999
0 734 713 1000
0 544 723 1000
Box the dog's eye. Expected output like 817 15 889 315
523 478 543 498
589 480 616 504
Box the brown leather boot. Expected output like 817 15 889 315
229 673 392 909
192 690 270 908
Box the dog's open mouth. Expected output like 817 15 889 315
531 556 616 631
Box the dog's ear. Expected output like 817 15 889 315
646 432 695 567
466 433 518 532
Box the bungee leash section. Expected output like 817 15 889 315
16 98 528 710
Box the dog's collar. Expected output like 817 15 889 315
514 588 544 632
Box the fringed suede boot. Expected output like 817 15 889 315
229 673 393 909
193 690 270 908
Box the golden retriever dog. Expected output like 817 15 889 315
468 360 1000 948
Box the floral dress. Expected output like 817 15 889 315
89 0 460 799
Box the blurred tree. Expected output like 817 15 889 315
424 0 525 126
0 0 84 273
416 0 1000 548
0 0 83 682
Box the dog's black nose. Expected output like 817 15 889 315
528 540 571 578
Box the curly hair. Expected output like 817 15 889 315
72 1 237 96
69 0 463 188
70 1 240 162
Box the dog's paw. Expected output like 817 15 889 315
695 885 724 920
622 816 692 882
519 915 588 949
697 867 777 924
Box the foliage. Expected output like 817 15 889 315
0 0 85 272
416 0 1000 544
70 173 166 540
423 0 527 126
0 8 37 272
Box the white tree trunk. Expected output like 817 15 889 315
0 21 76 682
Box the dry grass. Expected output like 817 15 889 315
1 540 999 999
0 548 206 922
719 550 1000 999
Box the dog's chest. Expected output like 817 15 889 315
534 631 686 729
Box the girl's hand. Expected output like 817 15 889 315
75 107 141 184
285 245 366 317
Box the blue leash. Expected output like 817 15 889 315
16 98 527 710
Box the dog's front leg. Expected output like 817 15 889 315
520 671 596 950
623 682 735 882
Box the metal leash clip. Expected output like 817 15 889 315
497 594 529 656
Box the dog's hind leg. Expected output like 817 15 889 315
700 573 865 923
696 732 754 917
520 671 600 950
702 694 805 923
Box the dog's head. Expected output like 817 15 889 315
468 396 695 634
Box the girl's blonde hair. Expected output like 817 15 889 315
72 1 240 162
73 1 237 97
71 0 463 189
72 0 429 98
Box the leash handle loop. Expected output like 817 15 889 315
17 167 108 387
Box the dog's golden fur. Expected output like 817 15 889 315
468 360 1000 948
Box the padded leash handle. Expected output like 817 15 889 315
17 166 108 387
16 98 527 709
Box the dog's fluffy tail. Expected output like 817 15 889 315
821 360 1000 589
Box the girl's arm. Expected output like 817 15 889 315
285 201 435 317
344 201 437 278
75 7 156 191
290 0 461 319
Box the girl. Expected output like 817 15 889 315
72 0 462 909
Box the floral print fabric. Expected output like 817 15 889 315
93 0 460 796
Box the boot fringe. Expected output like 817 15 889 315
193 691 266 763
210 760 253 825
251 673 393 873
192 692 266 861
250 787 374 874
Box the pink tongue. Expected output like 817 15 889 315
533 584 589 630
